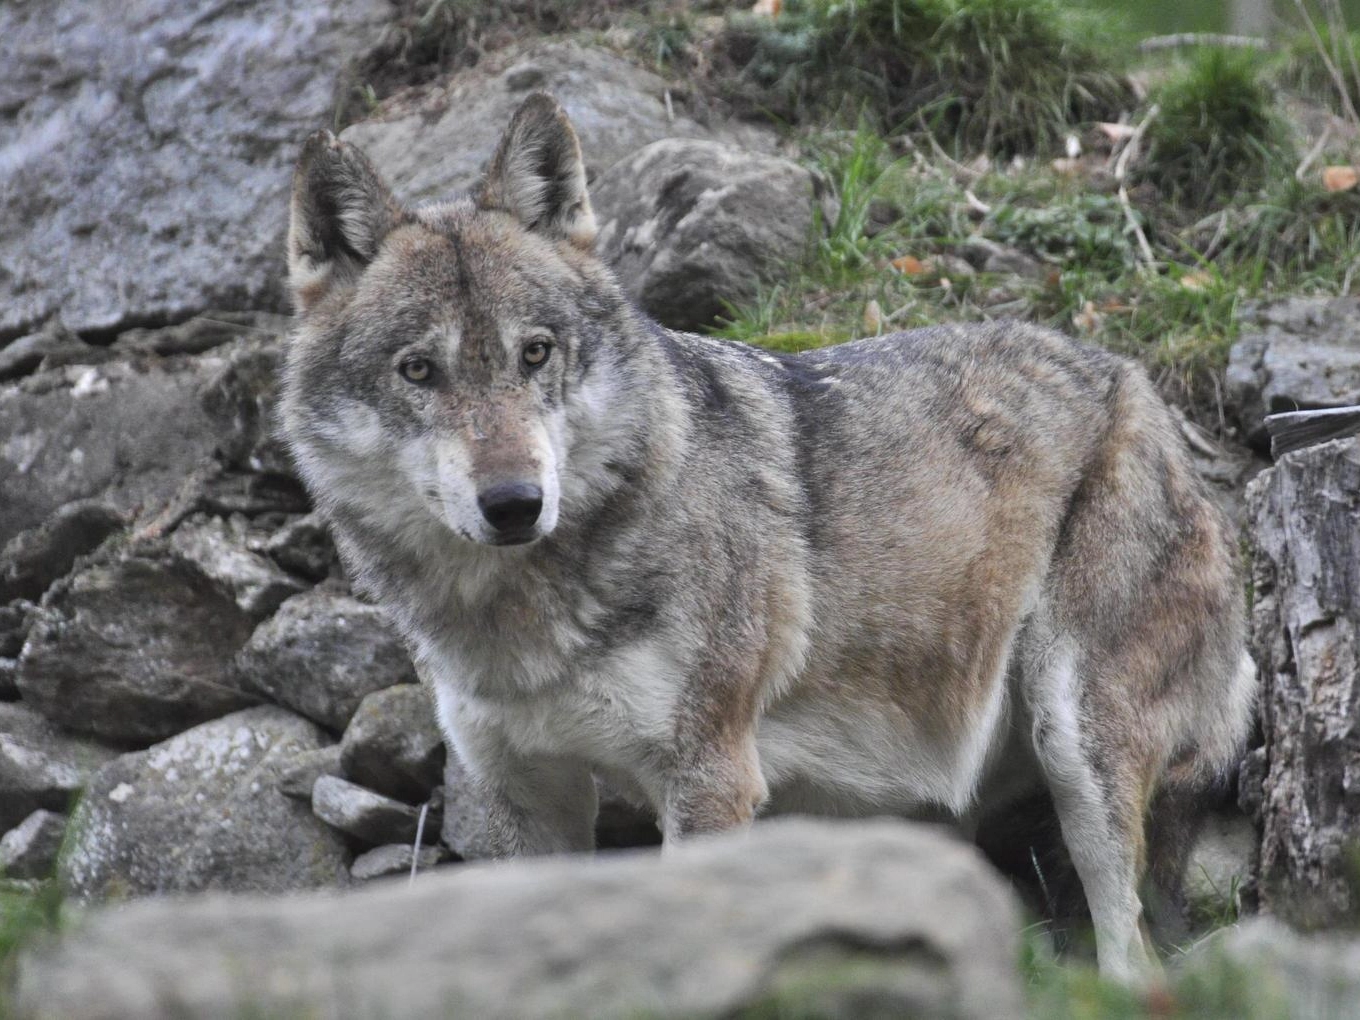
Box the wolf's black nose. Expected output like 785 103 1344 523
478 482 543 535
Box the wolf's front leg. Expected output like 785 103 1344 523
662 729 768 846
476 753 598 857
445 715 597 857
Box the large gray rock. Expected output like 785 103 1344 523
1227 297 1360 449
1244 436 1360 927
0 0 389 339
342 40 774 204
340 684 444 804
0 337 282 547
236 590 417 733
17 541 262 744
0 704 119 833
593 139 834 330
16 819 1024 1020
59 706 350 899
1184 919 1360 1019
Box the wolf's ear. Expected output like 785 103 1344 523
476 93 597 249
288 130 405 312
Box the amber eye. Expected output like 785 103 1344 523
398 356 432 383
522 340 552 369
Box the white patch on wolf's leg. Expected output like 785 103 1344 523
1029 643 1151 983
429 675 597 855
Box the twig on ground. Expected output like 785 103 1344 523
1114 103 1160 270
1295 122 1334 181
963 189 992 216
915 116 985 180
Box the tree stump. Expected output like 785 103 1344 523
1245 436 1360 927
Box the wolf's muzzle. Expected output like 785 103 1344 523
477 482 543 543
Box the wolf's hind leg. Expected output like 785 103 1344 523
1025 641 1154 982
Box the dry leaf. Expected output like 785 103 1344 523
1072 300 1102 333
1051 157 1082 175
1323 165 1359 192
1179 270 1214 291
751 0 781 15
891 254 928 275
1096 122 1136 142
863 299 883 335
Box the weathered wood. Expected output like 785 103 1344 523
1243 436 1360 929
1266 406 1360 459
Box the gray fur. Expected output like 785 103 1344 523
280 93 1254 981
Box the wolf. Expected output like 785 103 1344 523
280 93 1254 980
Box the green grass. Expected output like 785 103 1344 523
1023 932 1292 1020
1143 49 1293 209
714 103 1359 424
712 0 1132 155
1275 23 1360 118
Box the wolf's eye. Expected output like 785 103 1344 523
522 341 552 369
398 356 433 383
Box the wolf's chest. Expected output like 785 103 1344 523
434 634 688 791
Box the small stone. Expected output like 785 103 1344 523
276 745 345 801
0 703 119 832
312 775 434 847
0 809 67 880
960 236 1046 279
0 500 125 604
260 513 337 582
236 590 417 733
0 601 31 658
167 514 307 617
350 843 446 881
340 685 445 804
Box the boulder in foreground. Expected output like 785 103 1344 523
17 819 1023 1020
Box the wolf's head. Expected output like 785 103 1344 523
282 94 637 550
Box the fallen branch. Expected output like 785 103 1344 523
1137 33 1271 53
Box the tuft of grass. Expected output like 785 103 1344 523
1276 23 1360 116
1143 49 1293 209
713 0 1132 156
0 880 63 980
1022 929 1292 1020
1201 177 1360 286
